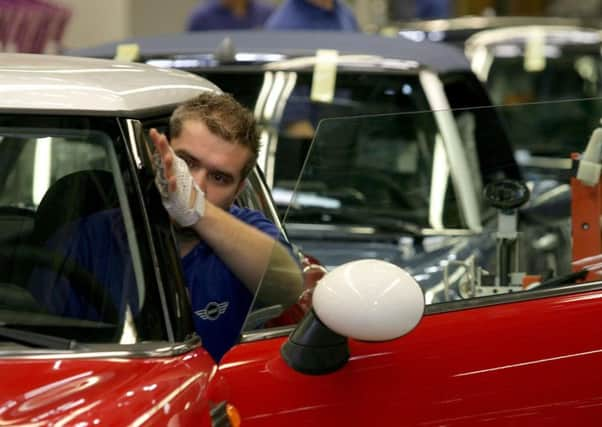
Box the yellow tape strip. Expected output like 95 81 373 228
310 49 338 103
524 30 546 72
114 43 140 62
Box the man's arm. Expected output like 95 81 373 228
193 202 303 306
150 129 303 307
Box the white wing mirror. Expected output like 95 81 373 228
281 259 425 374
314 259 424 340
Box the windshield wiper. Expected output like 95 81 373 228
367 215 423 235
284 206 422 235
536 268 589 290
0 325 79 350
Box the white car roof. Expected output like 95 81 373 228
0 53 220 115
465 25 602 52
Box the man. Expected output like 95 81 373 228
187 0 274 31
264 0 359 31
150 92 303 361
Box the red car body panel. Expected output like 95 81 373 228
210 288 602 426
0 348 216 426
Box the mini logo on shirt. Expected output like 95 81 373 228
195 301 229 321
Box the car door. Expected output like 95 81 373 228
209 98 602 426
213 285 602 426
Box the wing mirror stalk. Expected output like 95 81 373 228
281 309 349 375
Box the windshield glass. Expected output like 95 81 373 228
485 50 602 174
0 118 156 347
273 97 602 308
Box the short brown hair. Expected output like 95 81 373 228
170 91 260 177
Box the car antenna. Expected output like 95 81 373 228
214 37 236 63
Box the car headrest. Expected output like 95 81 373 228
33 169 118 244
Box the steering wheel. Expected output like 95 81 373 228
0 206 36 217
0 206 36 245
0 245 119 324
344 168 427 209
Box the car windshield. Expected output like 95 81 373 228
0 116 164 348
264 97 602 310
484 49 602 172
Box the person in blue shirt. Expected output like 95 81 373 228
187 0 275 31
264 0 360 31
152 92 303 361
389 0 450 20
416 0 450 19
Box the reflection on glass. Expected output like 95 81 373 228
0 123 151 347
242 240 304 332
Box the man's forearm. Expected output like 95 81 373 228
192 202 303 306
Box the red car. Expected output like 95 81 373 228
2 52 602 427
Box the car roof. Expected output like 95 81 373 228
465 25 602 53
0 53 219 116
384 18 602 50
384 15 592 34
69 30 471 74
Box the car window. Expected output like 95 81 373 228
442 71 522 186
0 136 109 208
260 71 441 217
277 111 463 230
242 97 602 333
0 118 162 346
484 51 602 179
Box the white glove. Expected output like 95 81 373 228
154 145 205 227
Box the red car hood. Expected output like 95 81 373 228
0 349 215 426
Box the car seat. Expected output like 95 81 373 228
32 169 118 244
3 170 121 319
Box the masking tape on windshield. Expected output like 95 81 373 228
524 30 546 72
311 49 338 103
115 43 140 62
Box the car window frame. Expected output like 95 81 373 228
0 113 187 346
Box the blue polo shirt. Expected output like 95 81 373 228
417 0 450 19
187 0 275 31
182 205 290 361
30 205 291 362
264 0 359 31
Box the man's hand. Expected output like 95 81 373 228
149 128 205 227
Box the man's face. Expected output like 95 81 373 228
170 119 252 210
